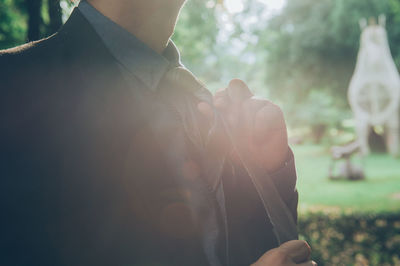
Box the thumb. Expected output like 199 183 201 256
279 240 312 264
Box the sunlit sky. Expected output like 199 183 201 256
225 0 286 14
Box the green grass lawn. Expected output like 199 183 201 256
293 144 400 214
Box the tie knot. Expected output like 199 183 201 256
161 67 213 104
164 67 205 93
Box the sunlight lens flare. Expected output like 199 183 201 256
225 0 244 13
224 0 286 14
258 0 286 11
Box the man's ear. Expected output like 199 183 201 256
379 14 386 27
359 18 367 30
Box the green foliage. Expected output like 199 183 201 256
284 90 352 143
245 0 400 138
298 213 400 266
0 0 71 49
0 0 27 49
264 0 390 101
175 0 271 92
173 0 219 82
387 0 400 67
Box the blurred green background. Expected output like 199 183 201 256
1 0 399 265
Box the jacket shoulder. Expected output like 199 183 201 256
0 39 42 56
0 34 62 72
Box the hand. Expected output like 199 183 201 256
198 79 289 173
252 240 317 266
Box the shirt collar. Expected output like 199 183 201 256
78 0 181 91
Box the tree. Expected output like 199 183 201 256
0 0 70 47
26 0 43 41
0 0 26 49
263 0 390 102
48 0 62 34
173 0 219 82
244 0 400 141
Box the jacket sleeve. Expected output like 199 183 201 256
268 148 299 223
221 148 299 263
223 148 299 224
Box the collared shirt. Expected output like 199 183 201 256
78 0 181 91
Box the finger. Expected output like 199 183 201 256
279 240 312 264
227 79 253 105
253 104 286 144
297 261 318 266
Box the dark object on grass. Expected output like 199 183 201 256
329 141 366 181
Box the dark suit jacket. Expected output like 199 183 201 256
0 9 298 266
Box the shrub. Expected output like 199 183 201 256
298 213 400 266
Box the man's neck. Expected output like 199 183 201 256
87 0 185 54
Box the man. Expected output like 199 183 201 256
0 0 316 265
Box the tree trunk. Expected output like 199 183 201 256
26 0 42 41
48 0 62 34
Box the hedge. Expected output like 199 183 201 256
298 213 400 266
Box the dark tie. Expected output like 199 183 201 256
160 66 298 244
